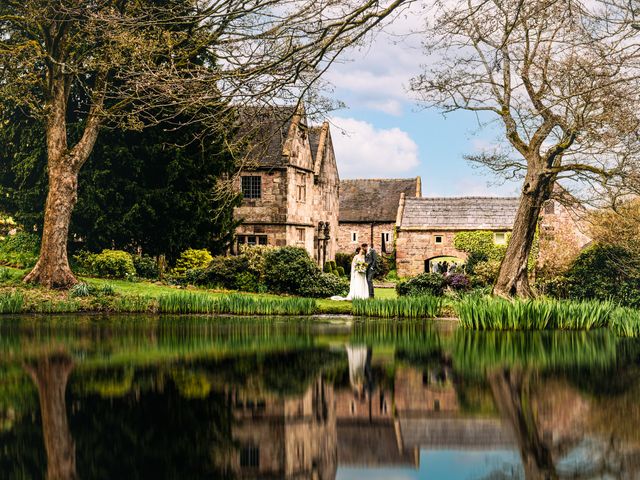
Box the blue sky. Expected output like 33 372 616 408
323 6 522 198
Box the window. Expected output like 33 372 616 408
494 232 506 245
382 232 391 243
240 446 259 468
434 235 443 244
296 172 306 202
238 235 268 246
351 232 358 243
296 228 305 243
241 176 261 199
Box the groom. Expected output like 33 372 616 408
362 243 378 298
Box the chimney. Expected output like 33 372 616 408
396 193 406 228
415 176 422 198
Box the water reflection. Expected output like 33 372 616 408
0 316 638 479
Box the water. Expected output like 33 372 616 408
0 315 639 479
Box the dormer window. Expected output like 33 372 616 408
242 176 261 199
494 232 506 245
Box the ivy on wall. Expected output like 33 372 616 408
453 230 539 273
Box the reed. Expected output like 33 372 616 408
352 295 442 319
0 292 24 313
114 295 154 313
610 307 640 338
157 292 317 316
456 296 615 331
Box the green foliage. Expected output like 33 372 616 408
454 231 507 261
158 292 317 315
70 282 92 298
335 252 354 276
456 296 616 331
173 249 213 276
0 292 24 313
396 272 446 297
0 232 39 268
352 295 442 319
298 272 349 298
191 255 255 290
611 307 640 338
0 105 240 261
133 255 159 279
91 250 136 279
336 266 345 277
263 247 319 295
471 259 501 286
551 244 640 307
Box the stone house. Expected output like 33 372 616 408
395 195 590 277
337 178 422 255
233 106 340 267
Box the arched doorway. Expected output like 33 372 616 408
424 255 465 274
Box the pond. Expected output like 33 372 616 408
0 315 639 479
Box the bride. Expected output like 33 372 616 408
332 247 369 301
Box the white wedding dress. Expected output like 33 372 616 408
331 254 370 301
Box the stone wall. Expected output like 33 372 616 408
312 131 340 263
394 366 459 415
537 200 591 275
234 115 340 264
337 222 395 255
395 229 470 277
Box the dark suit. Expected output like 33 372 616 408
365 248 378 298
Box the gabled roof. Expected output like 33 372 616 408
400 196 520 230
236 105 302 167
340 178 422 223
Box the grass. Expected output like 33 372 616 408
353 295 442 319
0 292 24 313
611 307 640 337
158 293 316 316
456 296 615 331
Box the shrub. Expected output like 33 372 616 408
445 273 471 291
471 259 501 286
396 272 446 297
263 247 319 295
336 252 355 276
336 266 346 277
374 254 392 280
240 245 275 278
298 272 349 298
133 255 159 279
92 250 136 278
559 244 640 307
173 248 213 275
0 232 39 268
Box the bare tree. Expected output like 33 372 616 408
411 0 640 297
0 0 409 288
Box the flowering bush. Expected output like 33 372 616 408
445 272 471 291
173 248 213 275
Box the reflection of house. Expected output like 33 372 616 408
222 378 337 480
233 106 340 267
337 178 421 254
395 196 591 277
394 365 459 415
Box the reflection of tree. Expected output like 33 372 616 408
24 353 77 480
488 369 556 480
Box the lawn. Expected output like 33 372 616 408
1 266 397 316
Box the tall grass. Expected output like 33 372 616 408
611 307 640 337
352 295 442 319
158 292 317 316
0 292 24 313
456 296 615 331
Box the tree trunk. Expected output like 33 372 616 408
23 160 80 289
25 354 77 480
23 68 104 289
493 170 553 298
488 369 556 480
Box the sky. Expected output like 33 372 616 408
323 3 522 198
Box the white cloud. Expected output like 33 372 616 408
324 3 428 115
330 117 420 178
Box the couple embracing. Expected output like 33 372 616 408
333 243 378 301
